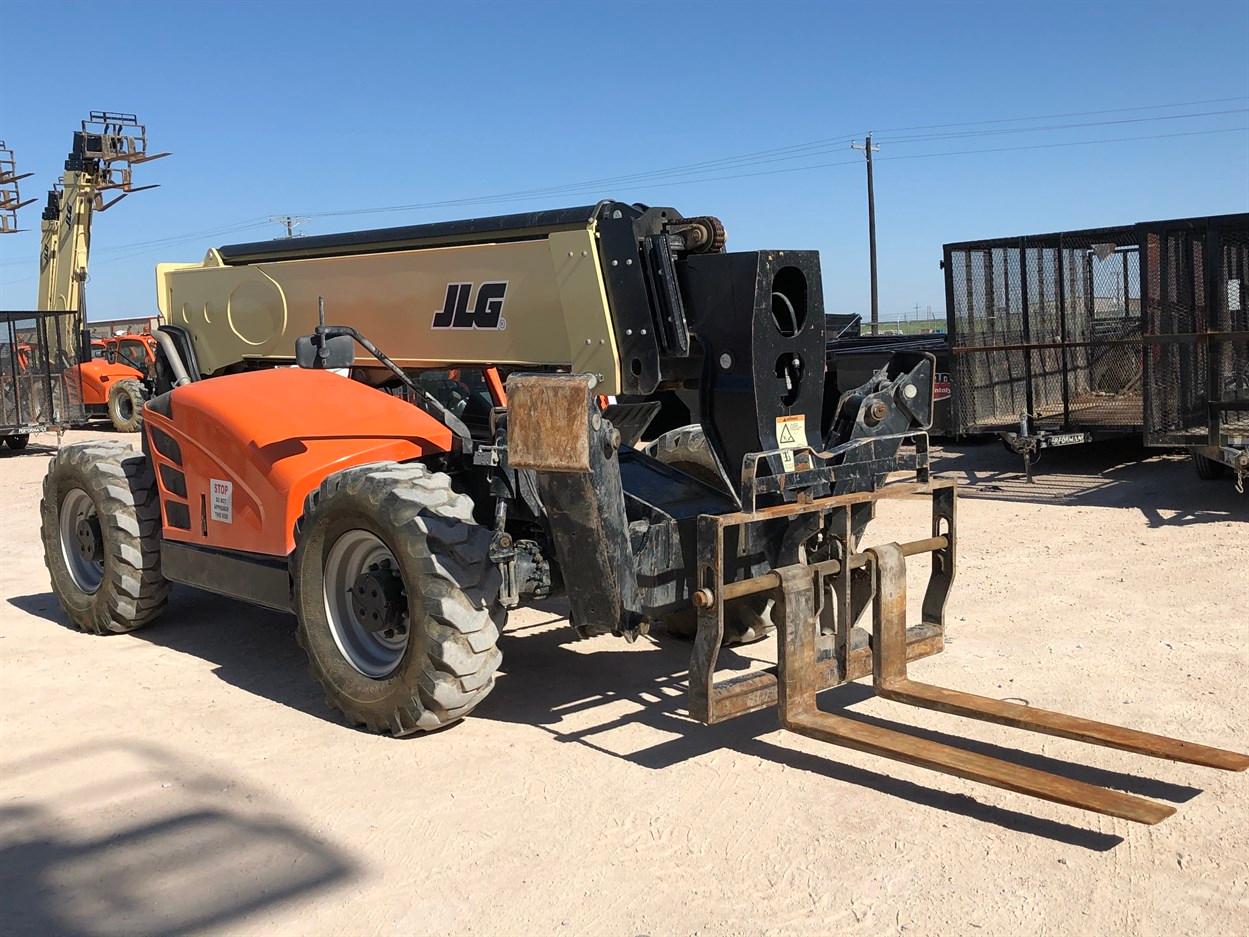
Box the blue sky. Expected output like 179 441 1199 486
1 0 1246 322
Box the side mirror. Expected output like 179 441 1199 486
295 333 355 370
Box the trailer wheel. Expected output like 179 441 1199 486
39 441 169 634
1193 452 1228 480
3 434 29 450
107 379 146 433
644 425 774 645
292 462 504 735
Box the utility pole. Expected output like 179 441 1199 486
270 215 308 239
851 133 881 335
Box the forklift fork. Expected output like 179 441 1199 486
690 480 1248 824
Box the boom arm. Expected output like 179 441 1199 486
36 112 168 332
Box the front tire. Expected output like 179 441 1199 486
107 379 146 433
39 441 169 634
292 462 504 735
3 434 29 451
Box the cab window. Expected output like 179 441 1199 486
116 339 148 371
415 368 497 439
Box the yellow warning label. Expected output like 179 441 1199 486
775 414 809 471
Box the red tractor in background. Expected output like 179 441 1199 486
71 331 156 432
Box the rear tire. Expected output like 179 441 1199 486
3 434 29 450
292 462 504 735
1193 452 1228 480
107 379 146 433
39 441 169 634
646 425 775 646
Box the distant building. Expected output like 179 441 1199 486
86 315 161 339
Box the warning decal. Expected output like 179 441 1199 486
775 414 809 471
210 479 233 524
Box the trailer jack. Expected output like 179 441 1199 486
690 478 1247 824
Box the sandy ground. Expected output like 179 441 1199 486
1 429 1246 937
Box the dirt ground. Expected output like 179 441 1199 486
1 429 1245 937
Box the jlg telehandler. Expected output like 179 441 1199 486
41 202 1245 825
37 112 166 432
72 332 156 431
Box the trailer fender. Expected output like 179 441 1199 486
144 368 454 557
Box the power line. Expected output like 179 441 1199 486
296 107 1247 222
876 125 1249 163
302 124 1248 211
869 94 1248 135
876 107 1248 145
3 121 1243 286
0 218 272 268
2 97 1244 273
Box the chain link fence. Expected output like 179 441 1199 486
1 310 86 436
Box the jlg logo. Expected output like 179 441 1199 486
432 281 508 330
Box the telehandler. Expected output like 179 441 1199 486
73 332 155 431
41 201 1245 825
36 112 166 431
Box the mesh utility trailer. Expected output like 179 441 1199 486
1 310 86 448
943 223 1145 477
1141 214 1249 489
944 213 1249 483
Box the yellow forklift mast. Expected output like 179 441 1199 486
0 139 36 234
37 112 167 322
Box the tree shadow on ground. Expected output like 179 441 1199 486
0 740 355 937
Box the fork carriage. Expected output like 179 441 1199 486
687 444 1245 823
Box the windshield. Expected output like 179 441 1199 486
116 339 148 371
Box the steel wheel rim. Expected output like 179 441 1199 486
323 529 410 678
59 487 104 593
117 395 133 421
